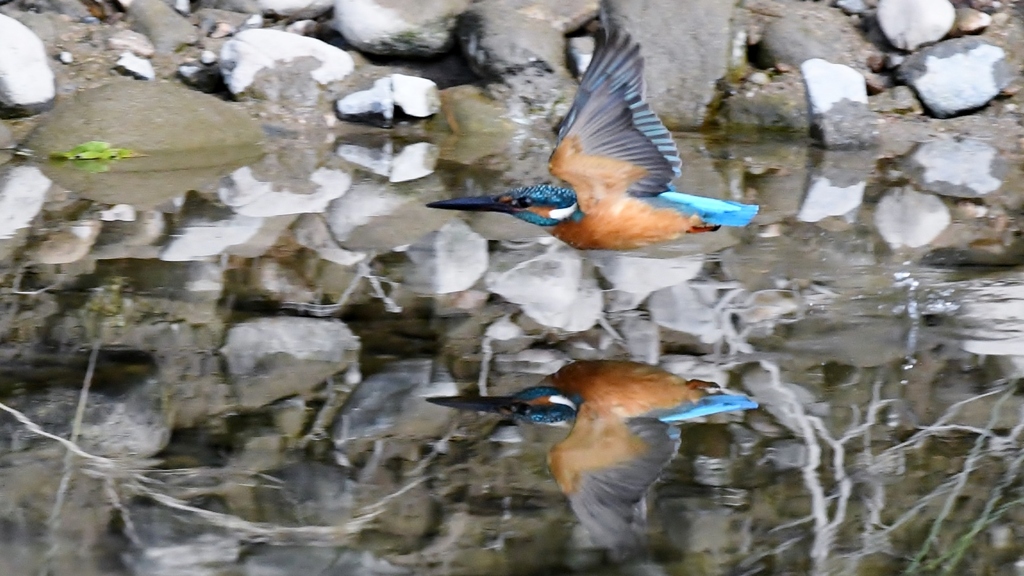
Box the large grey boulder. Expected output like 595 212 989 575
25 80 263 208
601 0 735 130
127 0 198 53
0 15 55 118
333 0 470 57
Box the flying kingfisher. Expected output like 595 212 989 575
428 360 759 559
426 27 760 251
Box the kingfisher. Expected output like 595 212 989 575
428 360 758 560
425 27 759 251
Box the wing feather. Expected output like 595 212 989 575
549 410 679 561
549 28 681 205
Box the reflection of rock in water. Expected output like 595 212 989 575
218 166 351 217
0 166 50 240
486 242 602 332
220 317 360 409
873 187 950 249
404 219 488 295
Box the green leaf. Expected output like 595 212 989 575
51 141 143 161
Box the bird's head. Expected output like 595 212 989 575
427 385 581 424
426 185 583 227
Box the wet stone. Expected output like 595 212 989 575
332 359 458 442
0 351 170 458
243 545 408 576
897 37 1011 118
906 138 1005 198
798 151 872 223
493 348 569 375
218 166 351 217
123 503 242 575
265 462 354 524
874 187 951 249
404 219 488 295
485 243 603 332
648 283 723 345
220 317 360 409
178 62 223 93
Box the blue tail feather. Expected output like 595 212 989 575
652 394 759 423
655 190 760 227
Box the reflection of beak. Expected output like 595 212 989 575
426 196 515 214
427 395 521 415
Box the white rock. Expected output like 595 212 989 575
336 77 394 126
390 142 437 183
258 0 331 17
59 52 74 65
107 29 156 57
0 166 50 239
160 213 265 261
486 244 603 332
873 188 951 248
798 177 865 222
333 0 464 57
0 15 56 115
115 52 156 81
218 167 351 217
405 219 488 294
220 28 354 95
391 74 439 117
800 58 867 115
898 38 1010 118
200 50 217 65
912 138 1002 197
877 0 955 51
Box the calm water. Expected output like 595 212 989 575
1 127 1024 576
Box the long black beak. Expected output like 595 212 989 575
427 395 521 415
426 196 515 214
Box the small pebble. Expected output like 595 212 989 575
885 53 905 69
58 51 73 64
242 14 263 29
285 19 317 36
81 15 99 24
115 51 155 81
836 0 868 14
99 204 137 222
209 22 234 39
200 50 217 65
954 7 992 35
867 53 885 73
748 71 770 86
174 0 189 15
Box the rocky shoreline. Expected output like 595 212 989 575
0 0 1022 159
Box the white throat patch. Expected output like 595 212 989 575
548 394 577 410
548 203 578 221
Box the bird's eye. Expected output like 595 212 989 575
512 197 532 209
